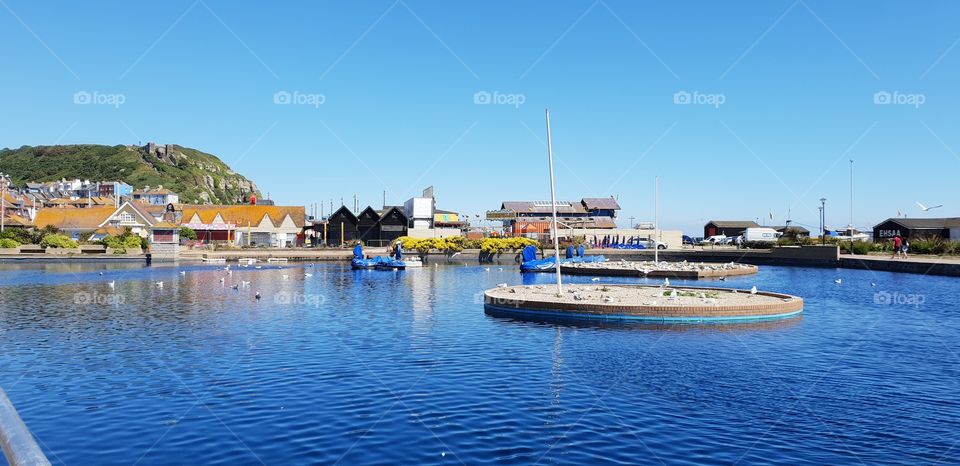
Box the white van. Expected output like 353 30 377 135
742 227 781 242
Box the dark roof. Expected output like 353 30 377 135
327 205 358 223
875 217 960 229
706 220 760 228
771 225 810 233
582 197 621 210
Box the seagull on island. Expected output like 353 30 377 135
241 281 251 287
219 277 226 284
669 289 678 299
156 281 164 288
603 296 615 303
750 286 758 295
916 201 943 212
231 284 239 290
282 274 289 280
108 281 115 288
227 270 233 276
255 291 261 300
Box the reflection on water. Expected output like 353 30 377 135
0 262 958 465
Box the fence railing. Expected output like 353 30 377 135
0 388 50 466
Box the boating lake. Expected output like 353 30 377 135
0 261 958 465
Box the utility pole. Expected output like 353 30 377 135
849 159 854 234
628 216 635 229
654 176 659 264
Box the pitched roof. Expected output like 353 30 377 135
771 225 810 233
3 214 33 227
34 206 117 230
582 197 621 210
706 220 760 228
876 217 960 229
501 201 587 214
179 204 306 228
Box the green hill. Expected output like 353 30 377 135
0 144 260 204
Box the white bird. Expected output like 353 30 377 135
451 252 462 257
282 274 289 280
591 277 600 282
669 289 678 299
223 266 230 270
484 268 490 272
835 278 842 285
603 296 615 303
498 268 503 271
180 271 186 276
241 281 251 287
750 286 758 295
231 284 239 290
916 201 943 212
663 278 670 287
156 281 164 288
871 282 876 287
227 270 233 276
304 273 313 278
573 292 584 301
108 281 115 288
219 277 225 283
99 272 104 276
496 283 508 288
719 276 727 281
255 266 262 269
255 291 261 300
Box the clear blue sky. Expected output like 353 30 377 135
1 1 958 234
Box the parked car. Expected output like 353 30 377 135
682 235 695 245
700 235 727 244
640 238 668 249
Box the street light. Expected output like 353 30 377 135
820 198 827 245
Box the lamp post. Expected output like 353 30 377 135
820 198 827 245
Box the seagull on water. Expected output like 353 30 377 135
304 273 313 278
916 201 943 212
484 268 490 272
496 283 508 288
835 278 842 285
591 277 601 282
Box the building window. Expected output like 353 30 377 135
118 212 135 224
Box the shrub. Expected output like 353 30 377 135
0 228 36 245
0 238 20 248
41 234 78 249
179 226 197 240
841 240 873 255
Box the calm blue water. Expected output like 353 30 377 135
0 261 958 465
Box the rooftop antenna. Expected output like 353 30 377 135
545 108 562 294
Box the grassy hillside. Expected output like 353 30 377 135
0 144 260 204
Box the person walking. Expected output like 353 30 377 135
892 235 902 259
902 239 909 259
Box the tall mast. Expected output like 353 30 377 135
545 108 562 294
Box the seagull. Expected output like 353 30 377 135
835 278 842 285
451 252 462 257
871 282 876 287
750 286 758 295
669 289 678 299
496 283 508 288
304 273 313 278
219 277 225 283
719 276 727 281
241 281 251 287
916 201 943 212
603 296 615 303
231 284 239 290
108 281 115 288
255 266 262 269
227 270 233 276
255 291 261 300
180 271 186 276
663 278 670 288
99 272 104 276
156 281 164 288
498 268 503 271
484 268 490 272
591 277 601 282
281 274 289 280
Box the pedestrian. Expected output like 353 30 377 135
902 239 909 259
892 235 902 259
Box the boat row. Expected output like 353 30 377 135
351 245 410 270
519 245 605 273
